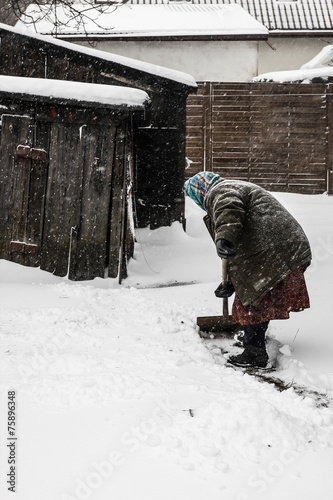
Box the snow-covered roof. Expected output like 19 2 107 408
0 23 197 89
16 3 268 38
236 0 333 32
122 0 333 34
0 74 150 109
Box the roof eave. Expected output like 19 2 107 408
0 90 149 112
268 30 333 37
0 24 197 93
52 33 268 42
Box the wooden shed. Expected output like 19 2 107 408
0 22 197 229
0 75 150 281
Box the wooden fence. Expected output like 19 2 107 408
186 82 333 195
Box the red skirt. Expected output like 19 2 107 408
232 267 310 325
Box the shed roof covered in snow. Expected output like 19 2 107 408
0 23 197 91
0 20 196 231
0 74 150 110
17 3 268 39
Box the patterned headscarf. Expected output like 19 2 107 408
184 171 220 211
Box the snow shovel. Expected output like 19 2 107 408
197 259 241 338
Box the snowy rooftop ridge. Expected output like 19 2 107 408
0 74 151 109
126 0 333 33
0 23 197 89
16 3 268 37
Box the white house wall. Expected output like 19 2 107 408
259 37 333 74
77 40 260 82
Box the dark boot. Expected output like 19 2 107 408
243 321 269 348
228 344 269 368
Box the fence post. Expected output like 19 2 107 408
203 81 213 171
327 84 333 195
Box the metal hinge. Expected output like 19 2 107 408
9 241 39 255
16 145 48 162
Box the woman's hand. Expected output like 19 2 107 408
216 239 236 259
214 280 235 298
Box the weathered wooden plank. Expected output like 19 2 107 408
186 146 204 155
212 96 253 104
250 95 325 104
212 114 251 122
22 43 47 78
250 125 326 134
40 122 84 277
0 35 23 76
117 135 136 282
186 135 205 143
45 52 70 80
249 83 326 94
212 105 251 113
25 134 49 268
214 154 250 160
250 142 326 153
213 144 249 151
108 123 127 279
186 118 205 126
186 140 204 148
326 86 333 195
0 114 34 261
186 164 202 177
250 118 326 128
212 126 251 134
212 158 251 167
186 151 205 160
69 124 116 281
203 82 213 172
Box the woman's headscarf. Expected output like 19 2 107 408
184 171 220 211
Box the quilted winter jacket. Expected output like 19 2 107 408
203 179 312 307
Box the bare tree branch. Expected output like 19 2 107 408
0 0 127 35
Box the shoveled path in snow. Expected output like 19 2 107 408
1 274 333 500
1 192 333 500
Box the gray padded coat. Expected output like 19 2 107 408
203 179 312 307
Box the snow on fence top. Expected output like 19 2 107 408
254 45 333 83
17 3 268 37
253 67 333 84
0 23 197 90
0 74 151 109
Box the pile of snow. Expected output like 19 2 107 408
301 45 333 70
0 192 333 500
254 45 333 83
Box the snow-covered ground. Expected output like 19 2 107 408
0 192 333 500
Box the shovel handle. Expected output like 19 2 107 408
222 259 229 319
222 258 228 287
